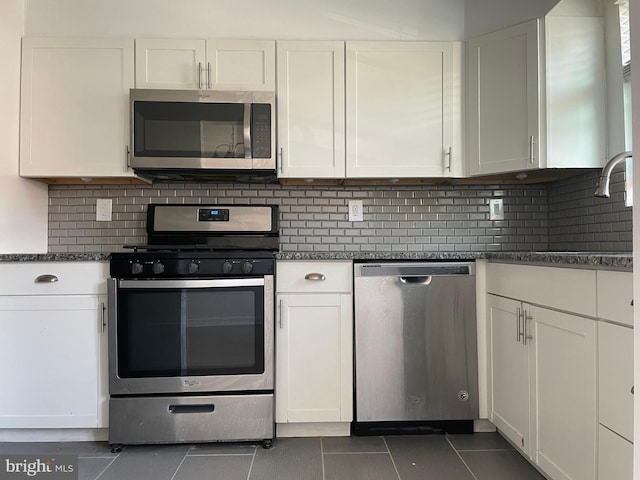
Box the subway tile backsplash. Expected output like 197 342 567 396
47 171 630 254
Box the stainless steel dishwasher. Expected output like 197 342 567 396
354 261 478 434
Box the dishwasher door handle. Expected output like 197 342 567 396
399 276 432 285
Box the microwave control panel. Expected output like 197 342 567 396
251 104 272 159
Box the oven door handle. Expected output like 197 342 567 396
117 278 265 289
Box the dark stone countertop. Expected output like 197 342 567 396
0 253 111 262
0 251 633 270
276 251 633 270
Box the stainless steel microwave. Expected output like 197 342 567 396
129 89 276 182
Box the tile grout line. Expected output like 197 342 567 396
168 449 189 480
323 451 390 455
381 437 402 480
245 445 257 480
93 452 120 480
445 436 479 480
454 448 514 453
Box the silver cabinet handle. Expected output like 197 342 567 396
207 62 212 89
278 299 284 329
523 311 534 345
529 136 535 165
125 145 131 169
304 273 326 281
516 307 522 343
101 302 107 333
278 147 284 174
445 146 452 172
35 274 58 283
198 62 202 89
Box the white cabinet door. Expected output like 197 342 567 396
275 294 352 423
487 294 532 456
468 15 605 175
598 321 633 442
0 295 105 428
533 307 597 480
206 40 275 91
20 38 135 178
135 38 206 89
135 39 275 91
346 41 461 178
467 20 540 175
598 425 633 480
277 41 345 179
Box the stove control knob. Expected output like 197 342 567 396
187 261 199 274
131 262 143 275
152 262 165 275
222 261 234 274
241 261 254 274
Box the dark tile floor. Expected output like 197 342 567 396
0 433 546 480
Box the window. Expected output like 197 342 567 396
616 0 633 205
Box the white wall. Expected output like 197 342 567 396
464 0 560 38
24 0 465 41
0 0 47 254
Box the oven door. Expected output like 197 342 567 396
108 276 274 395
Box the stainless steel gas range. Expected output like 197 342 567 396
107 204 278 449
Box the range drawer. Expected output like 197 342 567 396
486 263 596 317
277 261 352 293
597 270 633 326
0 262 108 295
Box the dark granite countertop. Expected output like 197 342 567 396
0 251 633 270
276 251 633 270
0 253 110 262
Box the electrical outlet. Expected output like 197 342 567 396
489 199 504 221
96 199 112 222
348 200 364 222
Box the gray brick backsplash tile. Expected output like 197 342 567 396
45 173 629 254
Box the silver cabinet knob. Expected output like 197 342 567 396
304 273 326 281
35 274 58 283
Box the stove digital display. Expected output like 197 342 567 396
198 208 230 222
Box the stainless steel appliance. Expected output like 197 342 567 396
353 261 478 435
108 204 278 448
130 89 276 182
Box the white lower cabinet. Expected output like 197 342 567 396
533 306 596 480
487 262 600 480
487 295 532 456
597 320 633 480
0 262 108 430
598 425 632 480
275 261 352 435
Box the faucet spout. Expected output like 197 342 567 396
594 151 633 198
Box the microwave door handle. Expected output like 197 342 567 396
243 103 252 159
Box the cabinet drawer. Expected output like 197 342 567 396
597 270 633 326
0 262 108 295
486 263 596 316
598 425 632 480
277 261 352 293
598 321 633 441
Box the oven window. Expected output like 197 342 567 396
116 285 264 377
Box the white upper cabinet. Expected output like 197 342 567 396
277 41 345 179
135 39 275 91
467 14 606 175
346 41 462 178
20 38 135 178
